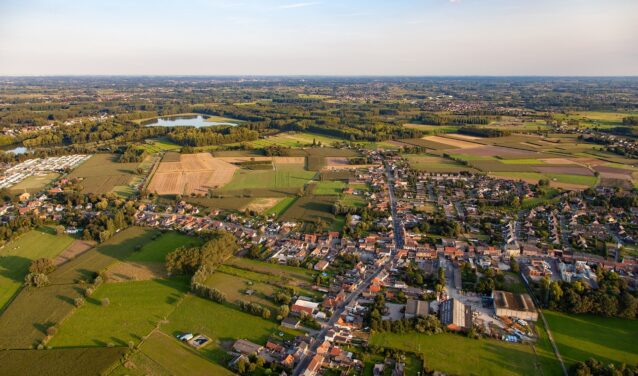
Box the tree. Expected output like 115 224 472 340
510 256 520 273
24 273 49 287
55 225 66 236
29 258 56 275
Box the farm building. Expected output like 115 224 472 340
439 298 472 331
232 339 263 355
492 290 538 321
291 298 319 316
404 299 429 319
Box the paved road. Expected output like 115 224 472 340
292 157 404 376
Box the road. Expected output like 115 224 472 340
292 157 404 376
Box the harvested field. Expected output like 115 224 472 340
594 165 633 177
535 166 594 176
9 173 59 193
54 240 96 266
448 145 539 158
106 261 168 282
399 138 452 150
539 158 578 165
67 154 139 194
424 135 482 148
217 156 273 163
0 347 126 376
447 133 483 141
148 153 238 195
325 157 349 167
273 157 306 165
188 197 253 210
241 197 283 213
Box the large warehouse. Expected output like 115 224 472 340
493 290 538 321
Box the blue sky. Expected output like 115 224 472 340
0 0 636 75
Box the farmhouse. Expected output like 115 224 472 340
492 290 538 321
232 339 263 355
291 298 320 316
439 298 472 331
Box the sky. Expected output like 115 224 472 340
0 0 637 76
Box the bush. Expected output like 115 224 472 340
84 287 94 297
46 326 58 336
24 273 50 287
28 258 56 275
74 297 85 307
101 297 110 307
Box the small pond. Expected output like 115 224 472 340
143 115 237 128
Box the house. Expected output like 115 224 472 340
314 260 330 271
303 354 324 376
232 339 263 355
404 299 429 319
439 298 472 331
291 299 319 316
281 316 301 329
19 192 30 202
492 290 538 321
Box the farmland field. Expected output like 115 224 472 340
544 310 638 368
49 277 189 347
0 347 125 376
405 154 478 173
0 227 74 310
245 131 343 148
370 332 552 376
110 331 232 376
205 269 277 310
148 152 238 195
127 232 201 263
9 172 59 193
225 257 316 283
67 153 140 194
221 163 315 191
138 137 181 153
160 296 280 366
187 197 254 210
312 180 346 195
280 194 337 223
264 196 297 217
0 227 157 349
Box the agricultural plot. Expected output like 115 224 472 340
370 332 552 376
0 347 125 376
0 227 157 349
67 153 140 194
49 277 189 347
423 135 483 149
398 138 452 150
188 197 254 211
160 296 280 366
264 196 298 217
205 269 278 310
9 172 59 194
312 180 346 195
405 155 478 173
225 257 316 284
127 232 201 263
544 310 638 368
403 123 459 133
0 227 74 310
138 137 181 153
246 132 343 148
111 331 232 376
221 163 315 192
280 194 338 224
148 152 238 195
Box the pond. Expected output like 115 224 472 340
2 146 30 155
143 115 237 128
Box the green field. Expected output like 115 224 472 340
138 137 181 153
246 131 343 148
9 172 60 194
403 123 460 133
280 194 338 224
0 347 125 376
160 295 280 365
225 257 316 284
49 277 189 347
312 180 346 195
0 227 74 309
0 227 157 349
544 310 638 368
205 269 277 310
128 232 201 263
222 164 316 191
67 154 140 195
405 154 478 173
370 332 550 376
111 331 232 376
338 193 367 208
265 196 298 217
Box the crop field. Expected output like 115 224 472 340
312 180 346 195
0 347 125 376
338 193 367 208
205 269 277 310
221 163 315 191
138 137 181 153
280 194 338 223
127 232 201 263
225 257 316 284
160 296 280 366
188 197 254 210
0 227 157 349
370 332 551 376
9 172 59 194
423 135 483 149
241 197 284 213
403 123 460 133
544 310 638 368
245 131 343 148
0 227 74 310
148 152 238 195
398 137 453 150
49 277 189 347
264 196 297 217
67 154 139 194
111 331 231 376
405 155 478 173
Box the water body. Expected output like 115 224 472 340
143 115 237 128
2 146 29 154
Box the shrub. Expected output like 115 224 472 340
46 326 58 336
28 258 56 275
101 297 110 306
24 273 50 287
74 297 85 307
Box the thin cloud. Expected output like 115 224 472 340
278 2 321 9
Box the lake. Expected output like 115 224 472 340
143 115 237 128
